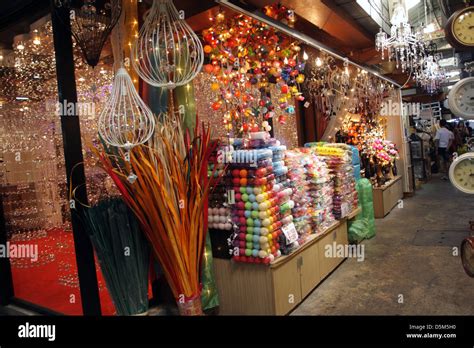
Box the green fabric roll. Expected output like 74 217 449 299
356 179 376 239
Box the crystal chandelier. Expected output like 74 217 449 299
414 55 445 94
375 3 427 73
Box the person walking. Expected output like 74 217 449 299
434 119 454 180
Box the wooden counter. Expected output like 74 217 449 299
372 175 403 218
213 219 349 315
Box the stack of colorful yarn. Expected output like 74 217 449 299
270 145 298 254
228 137 286 264
208 147 232 231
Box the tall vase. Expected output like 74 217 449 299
177 293 203 316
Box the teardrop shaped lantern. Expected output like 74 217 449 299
131 0 204 89
68 0 122 67
98 68 155 182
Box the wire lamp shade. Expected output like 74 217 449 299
98 68 155 152
67 0 122 67
131 0 204 89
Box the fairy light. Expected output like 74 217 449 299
303 51 308 60
315 57 322 67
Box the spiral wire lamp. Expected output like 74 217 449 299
131 0 204 89
66 0 122 67
98 67 156 183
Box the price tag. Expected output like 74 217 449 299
282 222 298 245
341 202 350 218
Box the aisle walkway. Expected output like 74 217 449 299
293 175 474 315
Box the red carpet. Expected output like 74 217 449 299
10 228 116 315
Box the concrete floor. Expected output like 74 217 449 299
293 174 474 315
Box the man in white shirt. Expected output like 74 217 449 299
434 119 454 180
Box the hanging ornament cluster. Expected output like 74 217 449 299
131 0 204 88
65 0 122 67
263 3 296 27
98 68 156 183
202 12 305 137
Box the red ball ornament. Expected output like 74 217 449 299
281 84 289 94
242 123 249 132
232 169 240 177
288 58 296 67
278 115 287 124
213 65 221 74
211 101 222 110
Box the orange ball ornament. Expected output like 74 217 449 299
211 82 220 91
204 45 213 54
211 101 222 111
204 64 214 74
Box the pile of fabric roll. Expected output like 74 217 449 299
302 149 335 233
284 150 311 243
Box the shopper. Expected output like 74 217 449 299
466 121 473 138
434 119 454 180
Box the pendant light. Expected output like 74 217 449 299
131 0 204 89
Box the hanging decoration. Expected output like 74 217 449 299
202 11 305 137
131 0 204 89
65 0 122 67
375 2 427 73
98 67 155 183
263 3 296 27
415 54 445 94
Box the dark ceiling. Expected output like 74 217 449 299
0 0 50 49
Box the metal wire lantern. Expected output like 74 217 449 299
98 67 156 182
131 0 204 89
67 0 122 67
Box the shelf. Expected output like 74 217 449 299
346 206 362 220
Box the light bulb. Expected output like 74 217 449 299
315 57 322 67
303 51 308 60
33 37 41 45
17 44 25 50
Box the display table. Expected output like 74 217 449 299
213 220 348 315
372 175 403 218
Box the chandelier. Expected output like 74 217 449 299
375 3 427 73
415 55 446 94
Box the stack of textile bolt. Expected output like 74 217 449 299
284 150 311 244
302 149 335 233
305 143 358 219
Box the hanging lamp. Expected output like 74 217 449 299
131 0 204 89
98 67 156 182
65 0 122 67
